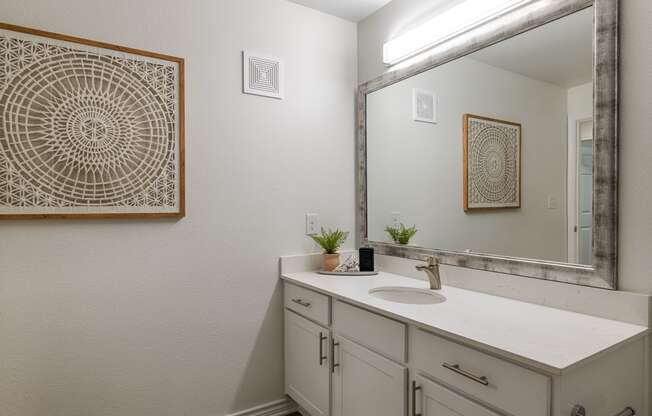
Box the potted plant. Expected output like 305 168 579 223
385 223 418 245
309 227 349 271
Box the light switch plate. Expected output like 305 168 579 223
305 213 320 235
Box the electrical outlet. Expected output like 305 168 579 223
305 213 320 235
391 211 401 227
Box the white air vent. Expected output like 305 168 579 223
413 89 437 124
243 51 284 99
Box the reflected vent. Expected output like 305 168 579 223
413 89 437 124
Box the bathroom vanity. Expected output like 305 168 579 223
283 1 648 415
281 268 649 416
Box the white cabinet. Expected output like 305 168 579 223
412 375 499 416
412 328 549 416
283 281 647 416
333 300 407 363
285 309 330 416
332 336 407 416
285 283 330 326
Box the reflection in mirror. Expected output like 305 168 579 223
367 6 594 265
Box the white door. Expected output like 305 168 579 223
285 310 330 416
332 336 407 416
577 120 593 265
413 375 500 416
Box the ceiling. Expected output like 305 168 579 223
469 6 593 89
287 1 593 88
287 0 393 22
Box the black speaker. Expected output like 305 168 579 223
359 247 375 272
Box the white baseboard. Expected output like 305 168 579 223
227 397 298 416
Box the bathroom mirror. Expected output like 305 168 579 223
358 0 618 289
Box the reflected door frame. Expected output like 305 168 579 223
567 117 593 264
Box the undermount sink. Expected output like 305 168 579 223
369 286 446 305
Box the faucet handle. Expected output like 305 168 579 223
416 256 442 290
425 256 438 267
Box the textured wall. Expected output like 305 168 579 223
358 0 652 294
619 0 652 294
0 1 357 415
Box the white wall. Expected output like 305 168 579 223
367 57 568 261
359 0 652 295
618 0 652 294
0 1 357 416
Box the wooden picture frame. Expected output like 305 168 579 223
0 23 185 220
463 114 521 211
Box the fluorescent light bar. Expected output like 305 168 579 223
383 0 530 66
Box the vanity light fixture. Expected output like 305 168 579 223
383 0 532 66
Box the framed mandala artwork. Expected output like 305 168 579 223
463 114 520 211
0 23 185 219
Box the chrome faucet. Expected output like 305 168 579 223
416 256 442 290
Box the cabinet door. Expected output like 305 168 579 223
332 336 407 416
285 310 330 416
412 376 499 416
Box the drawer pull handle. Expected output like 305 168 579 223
442 362 489 386
572 405 635 416
319 332 327 366
291 298 312 308
411 380 422 416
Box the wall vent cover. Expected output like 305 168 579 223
243 51 284 99
413 89 437 124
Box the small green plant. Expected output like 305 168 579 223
309 227 349 254
385 223 418 245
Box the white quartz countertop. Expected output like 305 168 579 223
281 271 649 375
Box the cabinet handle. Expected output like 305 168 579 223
411 380 422 416
572 405 636 416
331 339 340 373
291 298 311 308
319 332 327 366
442 362 489 386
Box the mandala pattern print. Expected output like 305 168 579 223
0 26 183 217
464 114 520 210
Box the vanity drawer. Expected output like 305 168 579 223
284 283 330 326
333 300 406 362
414 328 550 416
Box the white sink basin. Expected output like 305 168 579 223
369 286 446 305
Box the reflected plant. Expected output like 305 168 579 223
385 224 418 245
